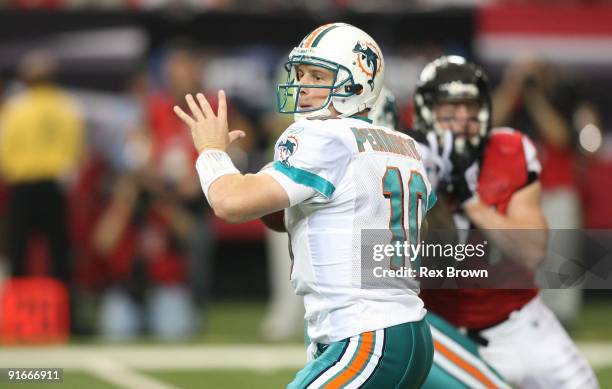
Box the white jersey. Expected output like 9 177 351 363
263 116 436 344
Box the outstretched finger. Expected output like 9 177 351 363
228 130 246 144
186 94 205 121
173 105 196 128
197 93 215 118
217 90 228 123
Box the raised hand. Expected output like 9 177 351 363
173 90 245 154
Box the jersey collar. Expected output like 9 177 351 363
350 115 373 124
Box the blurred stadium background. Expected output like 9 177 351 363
0 0 611 388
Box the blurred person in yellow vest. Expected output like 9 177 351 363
0 50 83 288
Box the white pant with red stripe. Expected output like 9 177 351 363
479 295 598 388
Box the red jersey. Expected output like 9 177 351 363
421 128 540 329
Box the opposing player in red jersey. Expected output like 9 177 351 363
415 56 598 388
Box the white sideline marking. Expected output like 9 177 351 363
0 342 609 373
83 357 179 389
0 345 306 370
578 342 612 369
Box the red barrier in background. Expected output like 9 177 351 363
0 277 69 344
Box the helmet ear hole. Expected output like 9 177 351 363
345 84 363 95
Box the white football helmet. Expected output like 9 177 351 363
277 22 385 121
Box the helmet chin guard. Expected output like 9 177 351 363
293 108 332 122
277 23 385 120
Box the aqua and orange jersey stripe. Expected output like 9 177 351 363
434 339 498 389
323 331 375 389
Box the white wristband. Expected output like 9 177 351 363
195 150 239 203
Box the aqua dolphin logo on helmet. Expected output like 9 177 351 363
352 41 380 92
277 23 385 121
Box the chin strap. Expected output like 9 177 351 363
294 108 332 121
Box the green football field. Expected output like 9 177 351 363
2 300 611 388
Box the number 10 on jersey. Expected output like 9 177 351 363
382 167 427 269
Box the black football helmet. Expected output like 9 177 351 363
414 55 491 168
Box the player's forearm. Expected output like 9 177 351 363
464 200 548 270
208 173 258 223
208 173 289 224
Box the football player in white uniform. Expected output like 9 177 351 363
175 23 437 388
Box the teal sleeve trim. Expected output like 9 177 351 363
273 161 335 198
427 191 437 211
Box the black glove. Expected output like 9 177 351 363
449 141 480 205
